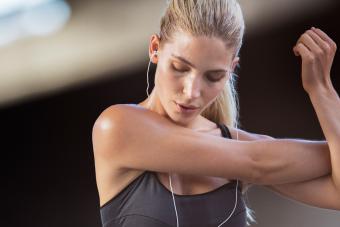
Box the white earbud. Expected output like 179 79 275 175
146 50 158 98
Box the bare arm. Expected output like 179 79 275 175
269 86 340 210
92 104 259 183
265 27 340 210
92 104 330 185
227 127 339 210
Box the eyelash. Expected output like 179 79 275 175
171 64 222 82
207 76 222 82
171 64 189 73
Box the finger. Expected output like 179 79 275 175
293 46 299 56
300 32 323 54
312 27 337 50
294 35 306 56
306 29 331 54
295 42 314 63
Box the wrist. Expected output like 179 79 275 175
306 76 335 95
307 81 339 101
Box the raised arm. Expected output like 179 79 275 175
303 27 340 195
265 27 340 210
92 103 330 186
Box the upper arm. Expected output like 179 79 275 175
265 176 340 210
92 104 261 183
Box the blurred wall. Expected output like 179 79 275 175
2 1 340 226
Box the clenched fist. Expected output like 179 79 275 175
293 27 337 94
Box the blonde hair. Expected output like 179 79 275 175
159 0 244 128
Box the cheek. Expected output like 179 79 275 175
157 65 180 92
204 84 225 102
208 81 225 98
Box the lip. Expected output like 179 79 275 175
178 103 199 109
175 102 199 114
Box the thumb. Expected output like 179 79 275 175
293 46 299 56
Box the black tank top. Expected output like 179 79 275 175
100 123 247 227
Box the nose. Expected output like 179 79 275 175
183 74 201 99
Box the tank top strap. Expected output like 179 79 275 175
216 123 232 139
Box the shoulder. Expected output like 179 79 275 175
92 104 173 156
93 104 147 125
92 104 155 135
92 104 144 156
92 104 152 205
92 104 129 143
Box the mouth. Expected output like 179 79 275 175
175 101 199 113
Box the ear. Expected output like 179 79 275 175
230 56 240 73
149 34 161 64
226 56 239 81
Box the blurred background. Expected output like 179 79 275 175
1 0 340 226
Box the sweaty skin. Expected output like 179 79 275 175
92 28 340 210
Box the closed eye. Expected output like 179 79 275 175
171 64 190 72
206 73 225 82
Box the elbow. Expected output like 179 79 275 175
332 192 340 211
336 201 340 211
337 201 340 211
333 181 340 210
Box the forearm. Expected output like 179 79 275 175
251 138 331 185
308 85 340 190
265 174 340 210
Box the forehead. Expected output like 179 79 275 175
162 31 234 67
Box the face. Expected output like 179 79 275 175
149 31 239 127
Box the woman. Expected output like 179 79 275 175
92 0 339 226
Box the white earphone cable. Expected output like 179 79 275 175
146 51 157 98
169 173 180 227
146 57 152 98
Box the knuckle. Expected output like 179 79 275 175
307 55 315 62
306 30 313 36
315 49 323 56
333 42 337 51
324 43 331 52
298 34 305 41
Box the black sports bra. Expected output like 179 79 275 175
99 123 247 227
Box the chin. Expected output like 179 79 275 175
162 100 197 126
170 112 196 127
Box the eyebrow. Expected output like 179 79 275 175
171 54 229 73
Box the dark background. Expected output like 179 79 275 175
2 2 340 227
